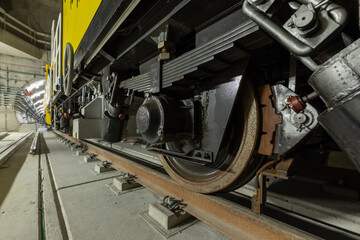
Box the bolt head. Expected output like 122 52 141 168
293 113 307 124
294 10 316 30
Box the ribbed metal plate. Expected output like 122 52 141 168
119 21 259 92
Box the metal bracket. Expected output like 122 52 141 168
122 172 136 183
81 145 88 153
149 24 174 93
148 148 212 165
272 84 318 154
252 158 295 214
150 61 162 93
283 4 343 50
251 171 268 215
102 160 112 168
193 150 213 162
249 0 283 15
75 143 88 153
161 196 183 213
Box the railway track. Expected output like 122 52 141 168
54 129 339 240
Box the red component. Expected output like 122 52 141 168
118 114 127 120
287 96 306 113
26 89 30 96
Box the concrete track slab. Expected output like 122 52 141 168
45 132 228 240
58 178 229 240
0 132 8 139
0 137 39 240
44 132 121 190
41 155 65 240
0 132 29 149
0 140 13 149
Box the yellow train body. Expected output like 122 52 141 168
62 0 102 54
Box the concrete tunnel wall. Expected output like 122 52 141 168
0 106 19 131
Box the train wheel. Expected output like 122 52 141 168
159 80 264 193
63 42 74 96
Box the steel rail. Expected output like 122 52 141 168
29 131 40 155
54 130 317 240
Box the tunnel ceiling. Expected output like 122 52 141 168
1 0 61 34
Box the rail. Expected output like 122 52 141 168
29 131 40 155
54 130 316 240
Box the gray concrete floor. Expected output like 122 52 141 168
2 127 359 240
0 135 39 240
86 134 360 236
44 130 230 240
0 132 29 150
0 130 230 240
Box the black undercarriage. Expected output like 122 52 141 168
54 0 360 193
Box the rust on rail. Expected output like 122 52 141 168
54 130 316 240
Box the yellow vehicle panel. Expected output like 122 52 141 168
62 0 102 54
45 107 52 125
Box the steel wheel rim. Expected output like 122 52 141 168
159 80 262 193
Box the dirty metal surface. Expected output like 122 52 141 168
258 84 282 156
199 70 243 160
160 79 263 193
54 130 317 240
272 84 319 155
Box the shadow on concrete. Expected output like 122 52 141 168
0 136 34 207
39 131 69 239
38 133 50 155
0 133 9 140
